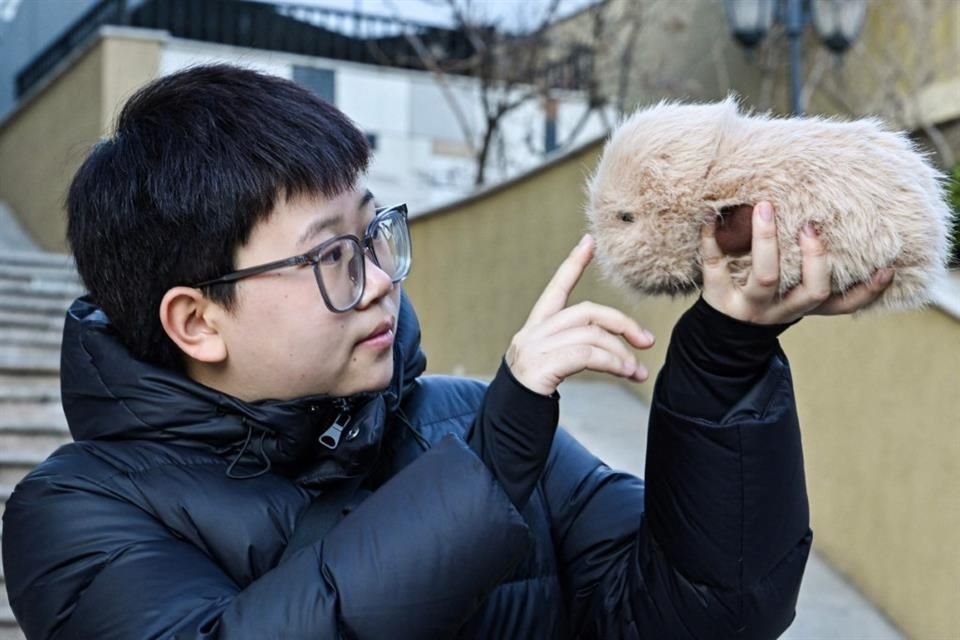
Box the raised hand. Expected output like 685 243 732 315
506 235 656 396
700 201 895 325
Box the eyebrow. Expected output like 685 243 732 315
297 190 375 247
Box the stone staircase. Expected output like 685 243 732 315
0 250 83 640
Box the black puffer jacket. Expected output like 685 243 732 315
3 293 811 639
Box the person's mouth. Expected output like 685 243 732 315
356 318 395 349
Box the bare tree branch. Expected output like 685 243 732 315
799 46 830 113
711 37 731 96
377 0 638 186
615 2 644 115
379 0 478 149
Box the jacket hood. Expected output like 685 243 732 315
60 290 427 485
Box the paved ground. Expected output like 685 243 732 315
556 379 904 640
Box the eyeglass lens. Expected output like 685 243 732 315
314 209 411 312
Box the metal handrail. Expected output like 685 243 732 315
15 0 593 99
15 0 127 98
15 0 471 98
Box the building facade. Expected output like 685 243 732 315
0 0 611 250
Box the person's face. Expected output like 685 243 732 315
215 187 402 401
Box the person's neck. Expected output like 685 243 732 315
185 359 261 403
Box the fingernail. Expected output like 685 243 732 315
643 329 655 343
577 234 592 249
757 203 774 222
802 222 817 237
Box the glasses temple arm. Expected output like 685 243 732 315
195 255 311 287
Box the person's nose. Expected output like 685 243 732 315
354 254 394 309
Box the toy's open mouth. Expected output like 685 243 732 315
716 204 753 255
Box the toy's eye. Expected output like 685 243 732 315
618 211 636 223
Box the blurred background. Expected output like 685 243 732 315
0 1 957 638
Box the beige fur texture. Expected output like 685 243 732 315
586 97 954 311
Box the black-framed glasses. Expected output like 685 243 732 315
194 203 411 313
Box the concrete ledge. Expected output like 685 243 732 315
931 270 960 321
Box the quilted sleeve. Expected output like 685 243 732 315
544 349 811 639
3 437 529 639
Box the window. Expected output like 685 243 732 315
293 66 335 104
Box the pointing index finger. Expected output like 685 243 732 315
527 234 594 324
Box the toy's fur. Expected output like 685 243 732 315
586 97 954 311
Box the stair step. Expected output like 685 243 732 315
0 250 73 269
0 278 83 300
0 377 60 403
0 577 8 613
0 328 61 349
0 452 45 486
0 402 68 455
0 619 23 640
1 554 24 638
0 263 80 284
0 588 10 630
0 296 71 318
0 401 66 427
0 560 9 588
0 251 77 640
0 346 59 374
0 433 70 456
0 310 64 331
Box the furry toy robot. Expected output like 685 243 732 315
586 98 954 311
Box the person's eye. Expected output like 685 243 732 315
319 244 345 265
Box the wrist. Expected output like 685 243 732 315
669 297 791 377
503 357 559 398
697 295 798 335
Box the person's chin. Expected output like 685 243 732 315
344 355 394 395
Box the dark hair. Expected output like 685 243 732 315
67 64 370 369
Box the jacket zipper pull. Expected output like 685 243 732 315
319 400 351 450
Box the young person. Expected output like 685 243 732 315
2 65 893 639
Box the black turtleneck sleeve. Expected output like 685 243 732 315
468 360 559 510
468 297 798 511
659 296 798 421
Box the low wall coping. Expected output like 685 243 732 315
931 270 960 322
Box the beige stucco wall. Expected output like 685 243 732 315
405 140 960 640
784 309 960 640
99 35 164 134
405 142 679 380
0 31 160 251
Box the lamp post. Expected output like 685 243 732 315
723 0 868 115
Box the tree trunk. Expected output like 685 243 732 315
474 116 499 187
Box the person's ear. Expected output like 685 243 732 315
159 287 228 364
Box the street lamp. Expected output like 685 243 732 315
723 0 868 114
